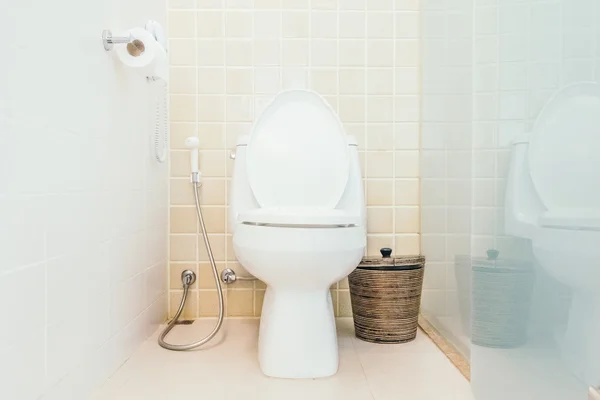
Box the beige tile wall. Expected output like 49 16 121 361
168 0 421 318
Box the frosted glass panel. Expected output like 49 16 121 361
420 0 599 398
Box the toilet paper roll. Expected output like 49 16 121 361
115 27 168 82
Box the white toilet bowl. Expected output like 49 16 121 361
229 90 366 379
235 224 364 378
505 82 600 385
531 225 600 385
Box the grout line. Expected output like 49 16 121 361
221 4 229 312
392 0 397 252
417 0 423 242
362 0 368 258
335 0 347 311
307 0 312 88
442 2 450 313
594 1 599 84
279 2 283 89
248 0 258 319
353 338 377 400
222 6 228 302
166 7 178 323
492 2 500 251
192 6 202 319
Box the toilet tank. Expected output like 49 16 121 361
229 135 259 234
336 137 366 230
505 139 545 239
228 135 365 234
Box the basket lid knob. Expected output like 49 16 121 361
487 249 500 260
380 248 392 258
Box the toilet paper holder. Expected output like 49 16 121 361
102 30 133 51
102 21 167 53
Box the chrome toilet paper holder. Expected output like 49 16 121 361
102 30 133 51
102 21 167 53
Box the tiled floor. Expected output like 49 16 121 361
93 319 474 400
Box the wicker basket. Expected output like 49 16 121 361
455 250 535 348
348 249 425 344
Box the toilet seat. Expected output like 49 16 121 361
505 84 600 385
528 82 600 211
229 88 365 379
246 90 349 209
539 209 600 231
239 207 361 227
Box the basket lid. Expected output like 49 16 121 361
455 249 532 273
359 248 425 268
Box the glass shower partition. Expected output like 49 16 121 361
420 0 474 360
420 0 599 398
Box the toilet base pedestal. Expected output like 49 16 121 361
258 287 339 379
559 291 600 387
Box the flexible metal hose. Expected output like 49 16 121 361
158 181 225 351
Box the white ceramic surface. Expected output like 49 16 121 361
505 83 600 386
528 83 600 211
229 90 366 378
246 90 350 209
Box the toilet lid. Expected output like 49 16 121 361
246 90 349 208
529 82 600 210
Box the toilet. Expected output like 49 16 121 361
229 90 366 379
505 82 600 385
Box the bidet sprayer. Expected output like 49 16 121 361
184 136 200 183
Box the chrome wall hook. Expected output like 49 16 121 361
102 30 133 51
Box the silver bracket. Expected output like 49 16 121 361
221 268 257 284
221 268 237 284
181 270 196 286
102 30 133 51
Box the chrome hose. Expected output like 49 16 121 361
158 181 225 351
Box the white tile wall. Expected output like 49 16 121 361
0 1 168 398
420 0 474 323
168 0 422 318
